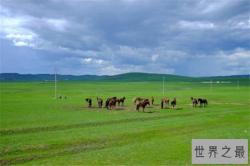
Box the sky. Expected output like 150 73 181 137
0 0 249 76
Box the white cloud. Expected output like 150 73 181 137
177 20 216 30
43 18 68 31
13 40 35 47
232 20 250 29
6 34 34 40
151 54 158 62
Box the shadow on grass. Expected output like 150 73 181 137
160 107 183 110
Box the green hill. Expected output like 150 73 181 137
98 72 195 82
0 72 249 83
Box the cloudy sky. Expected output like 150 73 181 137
1 0 249 76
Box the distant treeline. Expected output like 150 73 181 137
0 72 249 82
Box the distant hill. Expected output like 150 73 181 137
0 73 105 82
0 72 194 82
0 72 249 82
96 72 195 82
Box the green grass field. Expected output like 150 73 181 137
0 80 249 165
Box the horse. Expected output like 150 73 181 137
164 97 169 107
133 97 143 104
105 97 117 109
97 97 103 108
108 98 117 109
136 100 150 112
85 98 92 108
160 99 164 109
117 97 126 106
190 97 198 108
171 98 177 108
151 96 154 105
198 98 208 107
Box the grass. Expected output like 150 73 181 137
0 80 249 165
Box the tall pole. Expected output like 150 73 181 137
163 77 164 95
55 68 57 99
210 79 212 92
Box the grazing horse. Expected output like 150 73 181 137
85 98 92 108
151 96 154 105
164 97 169 107
133 97 143 104
136 100 150 112
117 97 126 106
171 98 177 108
191 97 198 108
160 99 164 109
198 98 208 107
108 98 117 109
105 97 117 109
97 97 103 108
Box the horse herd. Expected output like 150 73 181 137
85 96 208 112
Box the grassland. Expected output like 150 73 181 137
0 80 249 165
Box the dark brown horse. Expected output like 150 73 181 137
108 98 117 109
160 99 164 109
164 97 169 107
97 97 103 108
117 97 126 106
136 100 150 112
105 97 117 109
191 97 198 108
85 98 92 108
198 98 208 107
171 98 177 108
151 96 154 105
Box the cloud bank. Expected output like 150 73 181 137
1 0 249 76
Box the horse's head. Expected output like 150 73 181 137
191 97 193 100
85 98 89 102
146 100 150 105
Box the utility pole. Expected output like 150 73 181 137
210 79 212 92
55 68 57 99
163 77 164 95
237 81 239 90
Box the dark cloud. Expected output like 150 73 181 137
1 0 249 76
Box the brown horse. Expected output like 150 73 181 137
164 97 169 107
108 98 117 109
97 97 103 108
171 98 177 108
136 100 150 112
151 96 154 105
133 97 143 104
85 98 92 108
117 97 126 106
190 97 198 107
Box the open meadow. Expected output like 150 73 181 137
0 80 249 165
